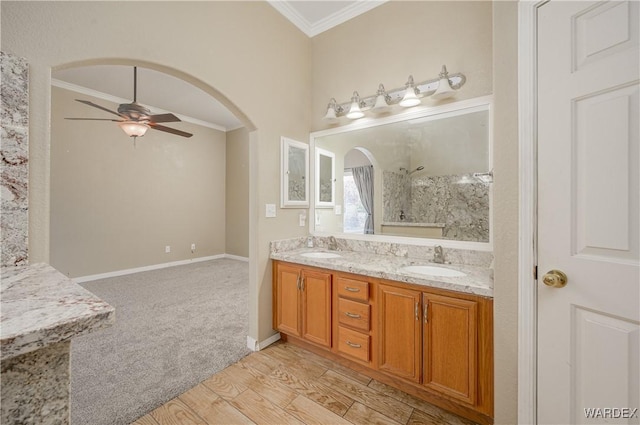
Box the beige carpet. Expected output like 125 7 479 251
70 258 251 425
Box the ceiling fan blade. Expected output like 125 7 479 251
75 99 124 118
65 118 121 121
148 113 181 123
148 123 193 138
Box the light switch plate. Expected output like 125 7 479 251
335 205 342 215
265 204 276 218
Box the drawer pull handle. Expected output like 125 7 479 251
345 287 360 292
346 341 361 349
345 312 361 319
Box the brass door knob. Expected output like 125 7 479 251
542 270 568 288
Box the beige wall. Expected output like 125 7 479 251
311 1 493 130
492 2 519 424
1 0 311 343
49 86 226 277
226 127 250 258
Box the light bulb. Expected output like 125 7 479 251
399 75 421 107
346 91 364 119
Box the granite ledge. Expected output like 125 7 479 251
381 222 446 228
1 263 114 361
270 247 493 298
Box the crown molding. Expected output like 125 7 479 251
51 79 228 132
268 0 388 37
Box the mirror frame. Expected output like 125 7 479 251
280 137 309 208
315 147 335 208
309 95 493 250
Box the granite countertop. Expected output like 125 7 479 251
1 263 115 361
270 247 493 298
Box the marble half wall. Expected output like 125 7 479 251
1 51 29 267
383 172 489 242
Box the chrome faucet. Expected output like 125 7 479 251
433 245 445 264
328 236 338 251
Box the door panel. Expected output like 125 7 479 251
377 283 421 382
537 1 640 423
423 293 477 405
301 269 332 347
275 264 301 337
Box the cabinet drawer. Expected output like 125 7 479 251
336 277 369 301
337 326 370 362
338 298 370 331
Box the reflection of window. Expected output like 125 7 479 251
343 171 367 233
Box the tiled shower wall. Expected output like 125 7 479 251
383 171 489 242
1 51 29 267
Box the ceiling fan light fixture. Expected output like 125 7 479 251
118 121 149 138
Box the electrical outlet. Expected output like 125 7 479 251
191 243 196 251
165 245 171 253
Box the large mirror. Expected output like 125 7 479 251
310 96 492 244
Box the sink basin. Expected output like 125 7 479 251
299 252 342 259
401 265 466 277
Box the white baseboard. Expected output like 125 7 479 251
224 254 249 262
247 333 281 352
72 255 228 283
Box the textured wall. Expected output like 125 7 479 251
1 51 29 267
492 1 519 423
226 127 249 258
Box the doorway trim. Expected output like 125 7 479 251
518 1 548 424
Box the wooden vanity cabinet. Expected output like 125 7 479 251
273 260 494 424
377 281 493 419
273 262 332 349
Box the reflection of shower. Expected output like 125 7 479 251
400 166 425 175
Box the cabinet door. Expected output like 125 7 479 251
423 293 477 405
378 283 421 382
275 263 301 337
301 269 332 348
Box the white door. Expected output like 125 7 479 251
537 1 640 424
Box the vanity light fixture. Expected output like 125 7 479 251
346 91 365 120
371 84 392 114
399 75 421 107
322 65 466 123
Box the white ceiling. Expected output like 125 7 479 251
52 1 386 132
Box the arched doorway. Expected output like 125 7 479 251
49 61 258 424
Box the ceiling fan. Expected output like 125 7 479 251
65 66 193 139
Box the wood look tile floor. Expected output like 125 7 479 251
131 342 476 425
